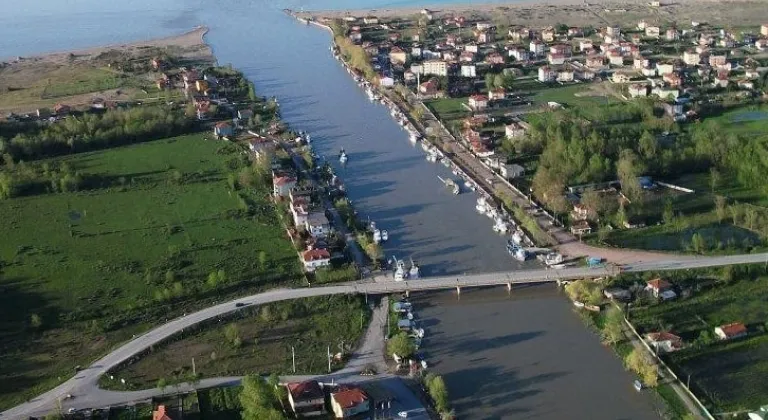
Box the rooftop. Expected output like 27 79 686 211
287 380 324 400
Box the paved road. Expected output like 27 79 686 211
4 252 767 419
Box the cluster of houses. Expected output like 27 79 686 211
285 379 382 419
272 168 334 273
603 277 750 354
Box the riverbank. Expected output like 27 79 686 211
296 0 768 29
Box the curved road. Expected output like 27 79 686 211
3 252 768 419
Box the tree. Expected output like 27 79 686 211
690 232 707 253
597 224 611 242
709 167 721 192
239 375 284 420
224 323 241 347
157 377 168 394
268 373 287 402
425 373 450 413
30 313 42 329
387 332 415 359
484 72 496 90
625 349 658 387
617 150 644 202
564 280 603 306
638 131 657 161
714 195 727 222
662 199 675 225
601 307 625 345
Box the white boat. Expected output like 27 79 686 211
365 87 375 101
421 142 430 152
514 247 528 262
441 158 450 168
476 197 488 214
426 153 438 163
409 259 420 279
438 176 460 195
464 181 473 189
511 230 524 245
373 229 382 244
545 253 564 266
409 133 420 143
381 230 389 242
493 217 509 234
339 152 348 164
393 257 407 281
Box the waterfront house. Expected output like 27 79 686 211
570 220 592 235
349 30 362 43
273 174 297 197
305 212 331 239
302 248 331 272
214 121 234 138
153 405 173 420
331 387 370 418
468 94 489 111
715 322 747 340
645 278 676 300
645 332 683 353
287 380 326 417
290 195 310 226
247 136 275 157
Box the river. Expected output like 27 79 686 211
1 1 661 418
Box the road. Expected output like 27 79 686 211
3 252 767 419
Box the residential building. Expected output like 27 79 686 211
714 322 748 340
641 66 657 77
488 88 506 101
153 406 173 420
273 173 297 197
538 66 557 82
389 47 407 65
363 16 378 24
508 27 531 41
442 51 457 61
571 203 590 220
586 55 605 69
645 26 661 38
505 122 526 138
712 72 729 88
476 21 493 30
248 136 275 157
557 68 574 82
290 195 310 226
570 220 592 235
645 332 683 353
421 60 448 76
550 44 572 57
665 28 680 41
756 39 768 51
411 46 422 58
419 78 440 96
606 26 621 37
485 52 504 65
628 83 649 98
577 69 596 81
683 50 700 66
653 86 680 100
637 20 648 30
529 40 546 56
542 27 556 42
608 51 624 66
464 43 479 53
611 71 633 83
579 39 594 52
302 248 331 272
214 121 235 138
287 381 327 417
460 65 477 78
501 163 525 179
468 94 489 111
568 27 583 37
509 47 529 61
446 34 459 46
477 30 495 44
655 62 675 75
663 72 682 87
545 51 567 66
746 68 760 79
709 54 727 67
762 23 768 36
645 278 676 300
633 57 650 69
305 212 330 239
331 387 370 418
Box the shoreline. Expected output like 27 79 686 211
2 26 211 62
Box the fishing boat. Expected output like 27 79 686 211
365 87 375 102
339 148 348 164
426 152 438 163
409 133 420 143
476 197 488 214
381 230 389 242
438 176 460 195
409 258 420 279
421 142 430 152
511 229 524 245
506 241 529 261
393 257 407 281
441 158 451 168
373 228 382 244
493 217 509 234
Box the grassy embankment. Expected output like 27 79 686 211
0 134 301 409
101 295 370 390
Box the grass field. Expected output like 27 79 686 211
706 105 768 137
668 334 768 412
425 97 469 121
102 295 370 390
0 134 301 409
532 84 618 109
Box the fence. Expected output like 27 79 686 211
622 315 716 420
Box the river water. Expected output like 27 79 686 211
1 1 660 418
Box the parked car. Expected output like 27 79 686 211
633 380 643 391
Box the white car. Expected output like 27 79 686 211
398 412 409 418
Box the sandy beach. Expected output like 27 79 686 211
297 0 768 29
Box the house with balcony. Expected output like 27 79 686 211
331 387 370 419
287 380 326 417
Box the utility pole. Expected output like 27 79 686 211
292 346 296 373
327 345 332 373
192 357 196 376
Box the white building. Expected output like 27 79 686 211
331 388 370 419
460 65 477 78
683 50 700 66
538 66 557 82
302 249 331 272
421 60 448 76
530 40 546 56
